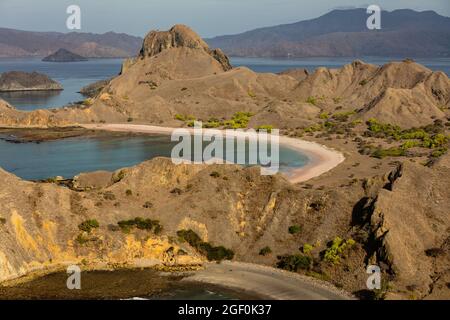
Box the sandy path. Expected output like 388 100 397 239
182 261 353 300
81 123 345 183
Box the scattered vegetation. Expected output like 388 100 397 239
177 229 234 261
364 118 449 158
302 243 314 255
276 254 312 271
117 217 162 234
288 225 302 234
125 189 133 196
78 219 99 233
323 237 355 265
319 112 329 120
259 246 272 256
256 125 274 133
223 112 254 129
306 96 317 105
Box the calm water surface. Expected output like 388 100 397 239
0 58 122 110
0 134 307 180
1 57 448 110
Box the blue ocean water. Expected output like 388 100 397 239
1 57 448 110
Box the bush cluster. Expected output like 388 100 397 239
276 254 312 271
118 217 162 234
177 229 234 261
78 219 99 233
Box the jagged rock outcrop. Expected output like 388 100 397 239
355 163 450 299
140 25 232 71
0 71 63 92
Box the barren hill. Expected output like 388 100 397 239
0 25 449 129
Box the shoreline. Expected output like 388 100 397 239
183 261 353 300
81 123 345 184
0 261 352 300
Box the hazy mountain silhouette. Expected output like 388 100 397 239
0 28 143 58
206 9 450 58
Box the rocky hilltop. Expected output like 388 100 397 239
42 48 88 62
0 71 63 92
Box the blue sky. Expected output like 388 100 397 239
0 0 449 37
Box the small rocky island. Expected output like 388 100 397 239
42 48 88 62
0 71 63 92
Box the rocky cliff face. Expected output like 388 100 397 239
0 71 63 92
140 25 232 71
0 157 448 298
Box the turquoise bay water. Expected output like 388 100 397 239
0 134 308 180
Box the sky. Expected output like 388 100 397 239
0 0 449 38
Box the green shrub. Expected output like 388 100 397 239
304 124 323 133
118 217 161 233
177 229 234 261
371 147 406 159
259 246 272 256
248 90 256 98
306 96 317 105
332 111 356 122
302 243 314 255
175 114 186 121
323 237 355 265
431 147 448 158
277 254 311 271
288 225 302 234
78 219 99 233
125 189 133 196
319 112 329 120
256 125 274 133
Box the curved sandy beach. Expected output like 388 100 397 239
81 123 345 183
183 261 353 300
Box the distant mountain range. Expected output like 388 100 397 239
0 28 143 58
206 9 450 58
